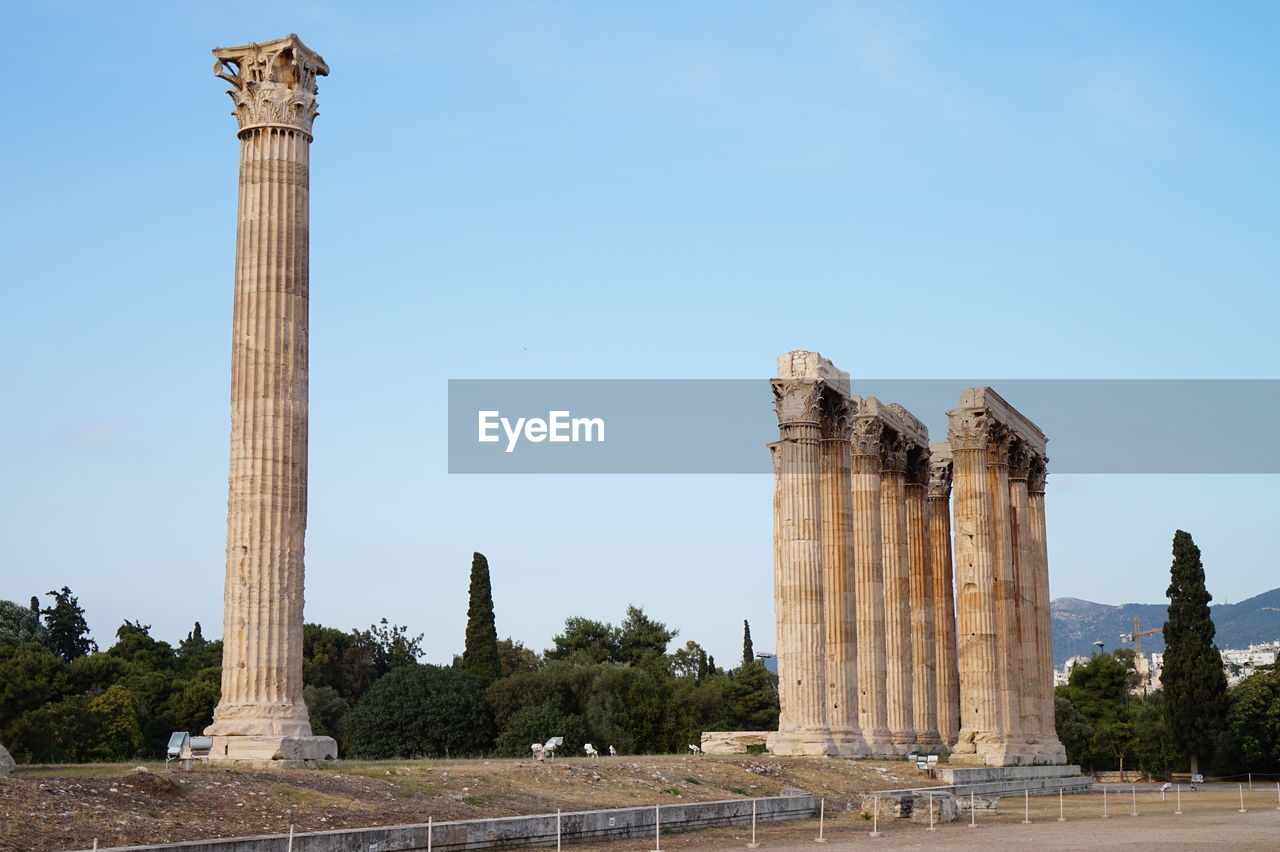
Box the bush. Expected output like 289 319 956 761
346 664 493 758
494 702 589 758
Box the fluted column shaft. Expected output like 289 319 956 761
906 457 940 745
927 456 960 746
851 419 891 750
208 123 313 738
771 380 834 753
987 429 1023 747
1029 462 1066 757
949 417 1001 753
819 398 866 754
880 439 915 747
1009 446 1041 741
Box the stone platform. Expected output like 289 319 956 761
935 764 1092 797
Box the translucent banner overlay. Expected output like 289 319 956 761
448 380 1279 474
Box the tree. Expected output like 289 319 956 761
303 623 377 702
496 637 541 677
361 619 424 676
1161 530 1228 774
346 664 493 758
1057 652 1132 771
616 606 676 665
545 617 620 664
40 587 96 662
0 599 49 648
1224 665 1280 771
462 552 501 683
672 640 709 680
742 620 754 668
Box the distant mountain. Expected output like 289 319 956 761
1050 587 1280 666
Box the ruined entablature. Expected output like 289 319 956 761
927 441 954 498
776 350 851 398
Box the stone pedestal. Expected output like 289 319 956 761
204 34 335 763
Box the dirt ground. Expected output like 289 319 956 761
584 785 1280 851
0 753 936 851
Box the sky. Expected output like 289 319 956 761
1 2 1277 666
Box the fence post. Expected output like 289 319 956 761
428 815 433 852
1022 788 1030 824
654 804 663 851
287 824 294 852
1130 785 1137 817
1057 788 1065 822
1175 785 1182 815
557 808 562 852
746 799 759 848
816 796 827 842
1238 784 1248 813
870 794 881 838
1102 786 1109 818
929 792 938 832
970 790 977 828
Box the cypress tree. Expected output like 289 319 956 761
462 552 501 683
742 619 754 667
1161 530 1227 774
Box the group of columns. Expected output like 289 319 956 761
769 352 1064 766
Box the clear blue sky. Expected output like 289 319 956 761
2 2 1276 665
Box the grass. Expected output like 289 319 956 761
684 777 702 785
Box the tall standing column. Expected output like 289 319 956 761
906 448 940 745
851 416 892 752
927 446 960 746
1009 441 1041 742
769 377 836 756
987 424 1026 755
880 434 915 749
205 35 336 763
819 395 868 756
1029 458 1067 761
948 407 1002 757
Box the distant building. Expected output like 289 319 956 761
1054 642 1277 695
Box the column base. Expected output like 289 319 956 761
204 735 338 768
767 730 839 756
913 729 943 746
958 739 1067 767
829 729 874 757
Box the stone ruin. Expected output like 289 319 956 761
765 351 1066 767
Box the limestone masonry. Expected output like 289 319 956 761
203 35 336 765
766 352 1065 766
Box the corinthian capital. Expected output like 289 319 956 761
818 393 854 442
880 432 909 473
1028 455 1049 493
946 407 988 451
928 457 953 498
213 34 329 136
1008 439 1033 480
771 378 824 427
850 416 884 457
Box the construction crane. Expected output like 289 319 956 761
1120 617 1162 654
